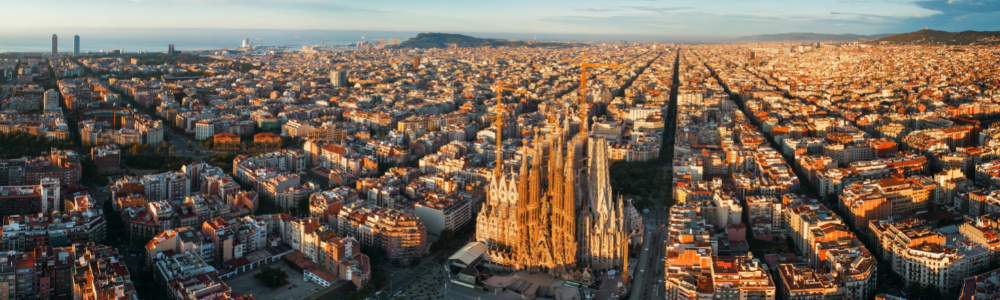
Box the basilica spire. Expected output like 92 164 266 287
492 91 505 179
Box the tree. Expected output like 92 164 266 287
908 283 923 298
132 236 150 250
922 284 942 300
298 199 310 217
253 267 289 288
430 241 444 252
409 257 421 268
440 229 455 243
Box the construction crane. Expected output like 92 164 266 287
573 52 627 130
611 234 636 292
491 84 529 179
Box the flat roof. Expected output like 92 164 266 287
448 241 486 265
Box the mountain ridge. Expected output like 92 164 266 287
869 29 1000 45
732 32 894 42
392 32 581 49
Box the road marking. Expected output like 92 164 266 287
447 288 481 300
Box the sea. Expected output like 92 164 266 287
0 28 690 53
0 28 423 53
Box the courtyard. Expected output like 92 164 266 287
225 260 324 300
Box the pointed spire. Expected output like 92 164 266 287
493 91 505 180
588 135 612 216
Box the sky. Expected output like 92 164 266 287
3 0 1000 40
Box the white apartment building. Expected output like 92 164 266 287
195 120 215 140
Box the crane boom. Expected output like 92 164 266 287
492 84 529 179
575 52 628 130
611 234 635 289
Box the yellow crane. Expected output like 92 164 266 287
573 52 628 130
491 84 529 179
611 234 636 290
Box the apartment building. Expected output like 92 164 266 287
0 178 61 216
1 200 105 252
309 187 357 225
202 218 238 265
140 171 189 202
869 218 988 294
337 202 427 260
413 193 472 236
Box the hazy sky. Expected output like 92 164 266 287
3 0 1000 38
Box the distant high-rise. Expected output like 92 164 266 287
412 56 421 68
242 38 250 48
330 70 347 87
168 44 175 55
73 35 80 55
51 34 58 54
44 89 60 109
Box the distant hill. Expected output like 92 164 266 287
732 32 893 43
869 29 1000 45
392 32 581 49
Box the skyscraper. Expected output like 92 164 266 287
242 38 250 48
51 34 58 54
73 35 80 55
168 44 175 55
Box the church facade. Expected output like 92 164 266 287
474 107 641 281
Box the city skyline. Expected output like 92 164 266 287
2 0 1000 38
5 1 1000 299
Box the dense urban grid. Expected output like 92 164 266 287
1 35 1000 300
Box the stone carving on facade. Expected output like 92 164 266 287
474 108 635 279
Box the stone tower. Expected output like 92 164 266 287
577 135 628 272
474 111 632 277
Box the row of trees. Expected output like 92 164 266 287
253 267 289 288
121 143 192 170
203 139 281 152
206 153 238 172
608 159 669 211
0 132 77 158
86 52 218 66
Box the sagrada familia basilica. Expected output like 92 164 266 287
475 95 643 281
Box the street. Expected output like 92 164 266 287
383 237 458 297
628 207 668 300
